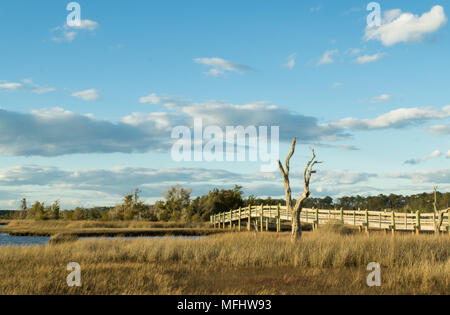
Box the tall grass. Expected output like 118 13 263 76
4 220 208 229
0 231 448 294
1 220 214 237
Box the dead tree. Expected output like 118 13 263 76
433 186 449 233
278 137 320 241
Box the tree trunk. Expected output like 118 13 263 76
278 138 320 241
291 208 302 241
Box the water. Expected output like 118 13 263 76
0 233 50 246
0 234 203 246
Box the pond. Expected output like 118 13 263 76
0 233 50 246
0 234 204 246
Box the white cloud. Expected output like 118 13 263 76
387 169 450 183
356 53 383 64
22 79 55 94
314 170 377 185
32 87 56 94
0 93 449 158
1 162 448 207
422 150 441 161
446 150 450 159
317 50 338 65
72 89 100 101
194 57 255 76
404 149 441 165
330 105 450 130
429 123 450 136
175 100 344 142
0 82 24 91
0 107 174 156
370 93 392 104
364 5 447 46
72 20 99 31
345 48 363 55
52 19 99 42
0 79 55 94
283 53 297 70
138 93 185 108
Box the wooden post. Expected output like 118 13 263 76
260 204 264 232
247 206 251 231
265 217 269 232
448 211 450 235
276 204 281 233
415 210 420 235
315 208 319 230
238 207 241 232
447 212 450 235
340 208 344 224
223 212 226 229
379 212 382 229
391 211 395 235
404 212 407 230
229 210 232 230
353 210 356 226
433 212 438 235
365 209 369 228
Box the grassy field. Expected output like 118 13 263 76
0 220 216 237
0 225 448 295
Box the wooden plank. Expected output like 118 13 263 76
247 205 251 231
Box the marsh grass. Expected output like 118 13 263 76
317 220 354 235
0 230 448 294
5 220 209 229
49 233 79 245
1 220 214 237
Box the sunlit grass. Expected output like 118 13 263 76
0 229 448 294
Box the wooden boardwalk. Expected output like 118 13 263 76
210 205 450 234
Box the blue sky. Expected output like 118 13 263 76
0 0 449 209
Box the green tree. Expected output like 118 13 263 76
27 201 45 220
51 200 61 220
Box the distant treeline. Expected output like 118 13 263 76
2 186 449 222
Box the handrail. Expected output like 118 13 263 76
210 206 450 234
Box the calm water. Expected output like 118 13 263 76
0 234 203 246
0 233 50 246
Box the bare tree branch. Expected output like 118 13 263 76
434 186 450 233
278 139 297 211
278 137 321 240
285 137 297 176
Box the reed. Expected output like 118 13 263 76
0 230 448 294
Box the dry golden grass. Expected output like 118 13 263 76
0 230 448 295
4 220 208 230
1 220 214 237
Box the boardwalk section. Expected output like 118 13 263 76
210 205 450 234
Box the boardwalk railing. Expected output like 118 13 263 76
210 205 450 234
